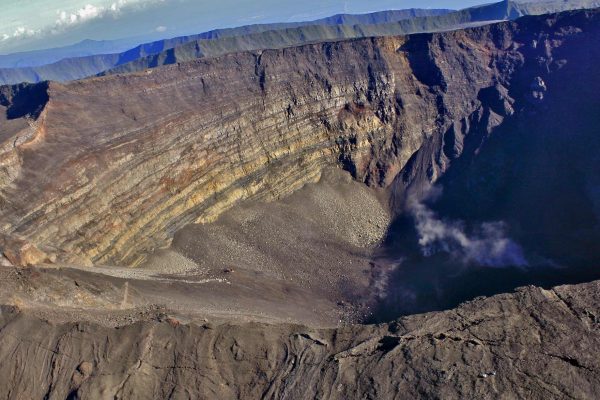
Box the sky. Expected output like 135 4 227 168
0 0 489 54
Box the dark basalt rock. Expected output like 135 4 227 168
1 280 600 399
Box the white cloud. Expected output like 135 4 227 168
55 2 126 27
155 25 167 32
0 0 162 47
2 26 41 41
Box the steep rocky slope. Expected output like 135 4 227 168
0 8 598 272
0 170 390 328
1 280 599 399
373 6 600 318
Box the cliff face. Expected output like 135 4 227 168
1 280 599 399
0 9 598 267
375 8 600 318
2 36 417 266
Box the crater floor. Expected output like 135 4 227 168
0 168 391 327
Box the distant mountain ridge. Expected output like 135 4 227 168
0 0 599 85
109 8 453 69
0 8 451 83
0 37 151 69
0 9 452 70
101 0 600 77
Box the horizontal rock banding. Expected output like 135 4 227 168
0 9 597 266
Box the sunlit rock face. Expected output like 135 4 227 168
0 8 598 268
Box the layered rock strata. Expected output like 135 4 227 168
0 9 598 266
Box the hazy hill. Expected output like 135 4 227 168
2 0 599 85
0 8 450 84
102 0 600 77
0 37 149 69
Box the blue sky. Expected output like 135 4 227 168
0 0 487 54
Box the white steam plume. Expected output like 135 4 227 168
408 186 528 268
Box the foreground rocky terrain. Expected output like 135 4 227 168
1 280 599 399
0 6 598 399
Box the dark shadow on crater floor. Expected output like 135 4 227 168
0 81 49 119
368 49 600 322
368 214 600 323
